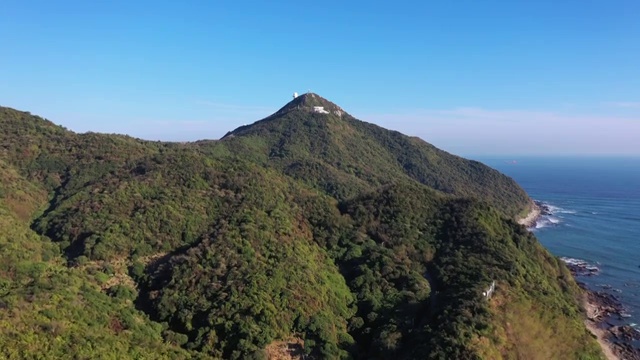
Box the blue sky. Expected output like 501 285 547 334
1 0 639 155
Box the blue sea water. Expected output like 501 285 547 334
479 156 640 327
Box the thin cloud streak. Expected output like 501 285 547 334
45 104 640 154
366 108 639 124
195 100 276 115
361 107 640 155
603 102 640 109
47 99 280 141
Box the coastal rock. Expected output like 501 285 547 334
585 288 640 358
612 342 640 360
586 290 624 321
609 325 640 343
517 201 541 228
534 200 552 215
562 258 600 277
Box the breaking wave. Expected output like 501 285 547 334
560 257 601 276
532 201 577 230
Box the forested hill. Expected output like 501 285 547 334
0 101 602 359
218 93 531 217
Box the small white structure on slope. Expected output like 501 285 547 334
293 92 298 99
482 280 496 300
313 106 329 114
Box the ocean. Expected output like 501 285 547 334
478 156 640 328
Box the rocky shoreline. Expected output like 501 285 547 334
517 199 559 229
517 200 541 227
562 262 640 360
520 201 640 359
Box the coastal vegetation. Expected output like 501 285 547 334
0 96 603 359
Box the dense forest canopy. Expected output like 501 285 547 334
0 96 602 359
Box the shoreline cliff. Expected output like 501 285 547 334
517 200 541 228
518 204 640 359
581 281 640 359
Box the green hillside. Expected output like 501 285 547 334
0 159 195 359
0 99 602 359
215 93 531 217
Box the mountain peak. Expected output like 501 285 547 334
274 92 347 118
222 93 349 138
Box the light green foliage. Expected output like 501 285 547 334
0 164 194 359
